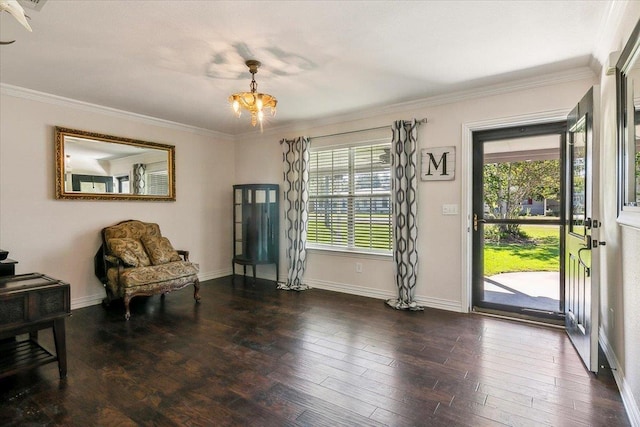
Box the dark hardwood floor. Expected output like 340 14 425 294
0 276 630 426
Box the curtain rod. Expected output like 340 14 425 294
310 118 427 141
280 118 427 143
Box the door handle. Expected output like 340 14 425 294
473 214 486 231
585 218 601 230
577 247 591 277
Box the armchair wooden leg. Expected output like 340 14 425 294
124 295 132 320
193 279 201 302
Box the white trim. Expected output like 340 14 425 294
3 66 594 143
617 210 640 230
239 67 596 140
600 327 640 427
305 278 462 312
198 269 232 282
69 269 230 309
306 278 396 300
414 295 463 313
71 292 105 310
376 68 594 116
0 83 234 141
592 0 632 68
460 109 570 313
307 247 392 260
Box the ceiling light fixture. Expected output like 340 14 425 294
228 60 277 128
0 0 33 45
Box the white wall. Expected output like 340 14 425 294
0 92 235 308
597 2 640 424
235 76 595 311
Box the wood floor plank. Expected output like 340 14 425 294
0 277 630 426
279 349 369 376
266 382 383 426
267 368 378 417
319 375 441 418
447 395 547 427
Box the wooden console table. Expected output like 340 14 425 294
0 273 71 379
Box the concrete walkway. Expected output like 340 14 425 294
484 271 560 312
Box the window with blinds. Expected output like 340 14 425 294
147 170 169 195
308 142 392 252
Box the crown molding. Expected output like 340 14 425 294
245 66 596 140
592 0 632 68
3 64 596 143
0 83 234 141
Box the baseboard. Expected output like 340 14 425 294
414 295 463 312
599 327 640 427
198 269 232 282
304 278 463 313
69 270 232 310
305 278 397 301
71 293 105 310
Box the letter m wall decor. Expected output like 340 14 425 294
421 146 455 181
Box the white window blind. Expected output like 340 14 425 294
147 170 168 195
308 142 392 252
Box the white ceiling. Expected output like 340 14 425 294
0 1 614 136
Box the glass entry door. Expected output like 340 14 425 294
472 122 566 321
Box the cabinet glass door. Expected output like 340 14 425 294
232 184 280 281
234 188 243 257
252 189 268 261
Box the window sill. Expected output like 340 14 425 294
617 209 640 230
307 245 392 260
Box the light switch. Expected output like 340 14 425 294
442 204 459 215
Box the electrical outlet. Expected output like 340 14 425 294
355 262 363 273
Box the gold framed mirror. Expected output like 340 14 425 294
55 127 176 201
617 19 640 218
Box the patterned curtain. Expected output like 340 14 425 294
386 120 423 311
132 163 146 195
279 137 311 291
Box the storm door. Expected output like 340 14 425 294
472 122 566 322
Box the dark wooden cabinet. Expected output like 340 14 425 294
0 273 70 379
232 184 279 282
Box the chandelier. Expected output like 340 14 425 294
229 60 277 127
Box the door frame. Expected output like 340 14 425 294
461 109 571 313
471 121 567 320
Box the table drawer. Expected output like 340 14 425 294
0 288 69 329
0 273 71 332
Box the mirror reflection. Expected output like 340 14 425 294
632 107 640 206
55 127 175 201
618 22 640 211
630 72 640 206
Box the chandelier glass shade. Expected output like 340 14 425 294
229 60 277 127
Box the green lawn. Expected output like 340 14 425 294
484 224 560 276
307 218 560 273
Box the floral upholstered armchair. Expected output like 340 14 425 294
95 220 200 320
